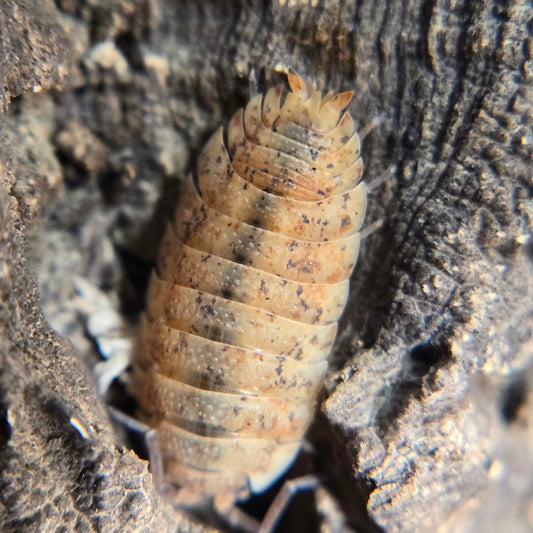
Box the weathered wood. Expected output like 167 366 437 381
0 0 531 532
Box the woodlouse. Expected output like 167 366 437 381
133 72 367 505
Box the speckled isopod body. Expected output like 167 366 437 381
133 72 367 501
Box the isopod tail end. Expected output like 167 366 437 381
287 68 307 95
328 91 354 111
318 90 354 130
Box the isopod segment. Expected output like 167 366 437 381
134 72 366 499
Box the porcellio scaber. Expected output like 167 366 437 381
133 72 367 503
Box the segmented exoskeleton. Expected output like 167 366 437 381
134 72 367 502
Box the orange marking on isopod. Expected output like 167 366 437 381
228 108 363 196
173 177 361 284
133 72 367 504
156 228 349 325
197 128 367 242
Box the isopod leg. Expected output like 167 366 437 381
365 165 395 193
357 114 385 142
146 428 164 491
359 218 384 241
214 495 261 533
356 115 389 242
259 475 320 533
360 165 396 240
108 405 150 433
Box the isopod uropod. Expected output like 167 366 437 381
133 72 367 507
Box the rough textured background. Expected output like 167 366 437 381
0 0 531 532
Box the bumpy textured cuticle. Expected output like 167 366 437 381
134 72 366 499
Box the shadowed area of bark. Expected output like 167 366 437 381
0 0 531 532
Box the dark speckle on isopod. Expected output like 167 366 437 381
133 72 368 501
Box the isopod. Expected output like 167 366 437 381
133 72 367 508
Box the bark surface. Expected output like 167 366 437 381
0 1 531 532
